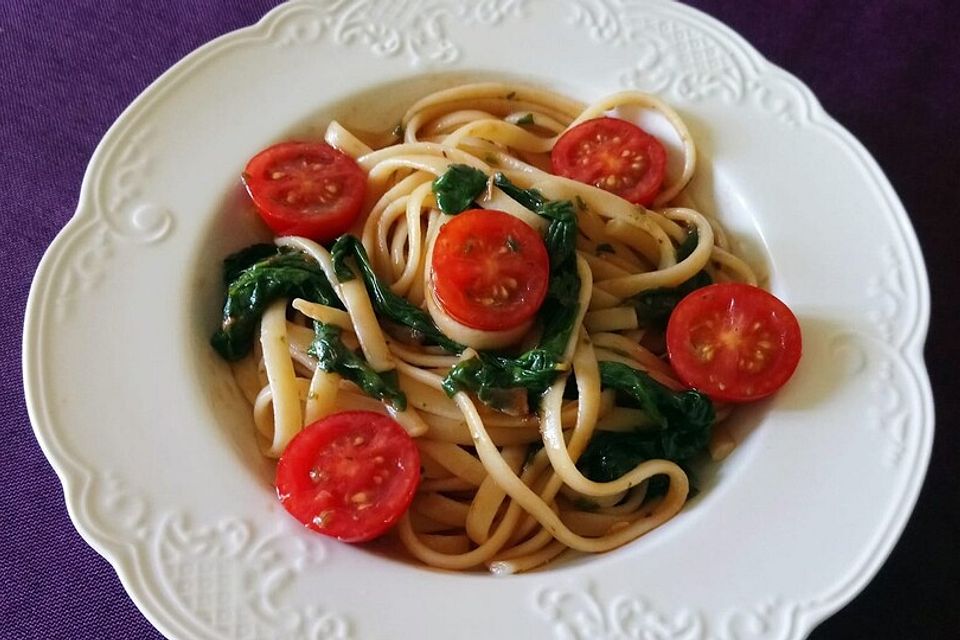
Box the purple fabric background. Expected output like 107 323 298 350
3 1 957 638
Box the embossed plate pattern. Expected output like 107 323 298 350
23 1 933 639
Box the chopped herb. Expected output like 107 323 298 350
506 91 517 100
516 113 535 126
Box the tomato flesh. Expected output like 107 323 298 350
551 117 667 206
666 283 802 402
431 209 550 331
243 141 366 242
275 411 420 542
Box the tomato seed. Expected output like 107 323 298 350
697 344 716 361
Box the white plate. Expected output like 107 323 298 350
23 1 933 638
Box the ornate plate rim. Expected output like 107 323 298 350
22 1 934 638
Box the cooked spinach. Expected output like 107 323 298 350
309 322 406 411
491 171 545 211
330 235 463 353
211 246 340 361
442 174 581 400
441 347 563 402
221 243 280 283
431 164 488 215
491 173 577 265
576 361 714 482
631 230 712 330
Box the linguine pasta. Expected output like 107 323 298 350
227 83 758 573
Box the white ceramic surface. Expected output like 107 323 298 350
23 1 933 639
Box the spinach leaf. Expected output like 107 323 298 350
221 243 280 284
491 172 545 211
675 227 700 262
309 322 406 411
211 246 340 361
442 175 581 400
576 361 714 482
441 348 562 402
492 173 579 354
432 164 488 215
631 230 712 330
330 235 463 353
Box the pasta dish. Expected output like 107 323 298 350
210 83 802 573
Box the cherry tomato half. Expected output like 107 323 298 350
551 117 667 206
243 141 366 242
432 209 550 332
275 411 420 543
666 283 802 403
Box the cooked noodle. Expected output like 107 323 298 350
235 83 756 572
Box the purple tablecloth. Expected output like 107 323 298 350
3 1 957 638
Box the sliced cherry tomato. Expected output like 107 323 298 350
551 117 667 206
275 411 420 543
666 283 802 403
243 141 366 242
431 209 550 332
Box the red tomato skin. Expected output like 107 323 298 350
666 283 802 403
275 411 420 543
551 117 667 206
243 141 366 243
431 209 550 332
